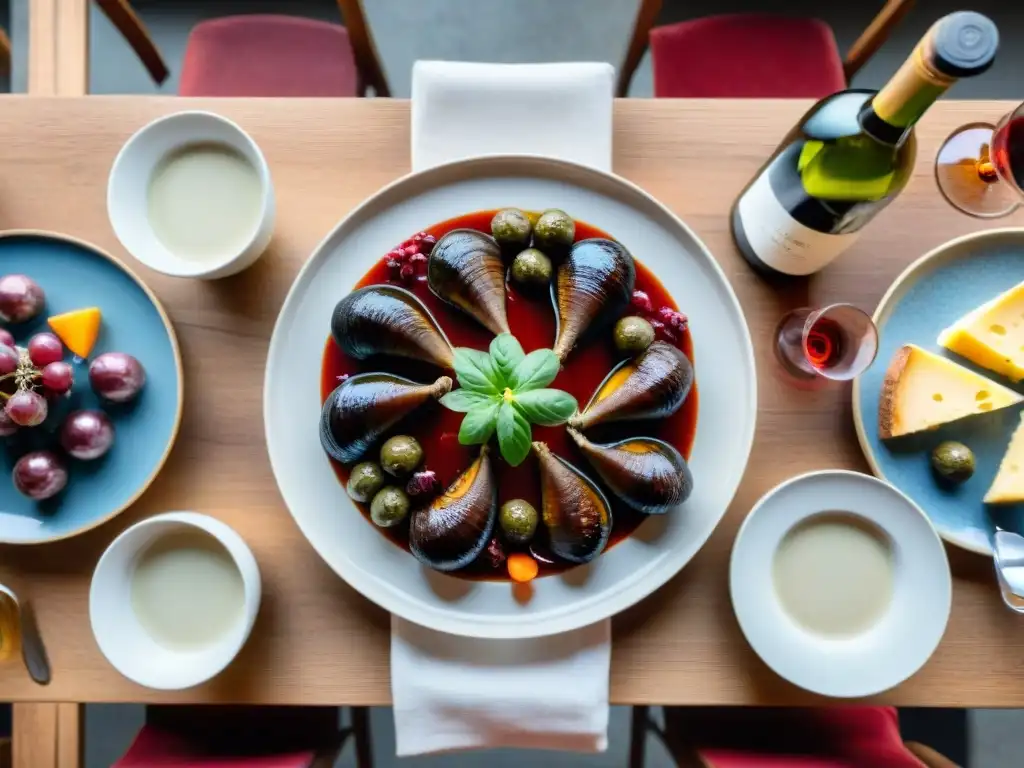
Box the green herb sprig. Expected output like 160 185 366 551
440 334 578 466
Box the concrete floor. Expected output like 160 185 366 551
3 0 1023 765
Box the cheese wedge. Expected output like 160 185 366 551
938 281 1024 382
986 413 1024 504
878 344 1023 439
47 307 101 359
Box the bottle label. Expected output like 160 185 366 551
737 172 860 275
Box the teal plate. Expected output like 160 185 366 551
854 229 1024 555
0 232 182 544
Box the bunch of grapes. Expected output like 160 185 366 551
0 274 147 501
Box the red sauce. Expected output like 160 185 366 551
320 210 698 579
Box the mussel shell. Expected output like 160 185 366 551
569 428 692 514
428 229 510 335
534 441 612 564
552 238 636 361
410 446 497 572
331 285 454 369
570 341 692 430
320 373 451 464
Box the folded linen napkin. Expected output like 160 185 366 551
391 60 615 757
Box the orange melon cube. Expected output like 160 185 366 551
48 307 102 358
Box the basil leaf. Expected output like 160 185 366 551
497 400 532 467
510 349 560 392
489 334 525 387
513 389 578 426
440 389 497 413
458 402 499 445
453 348 500 394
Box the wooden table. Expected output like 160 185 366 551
0 97 1022 709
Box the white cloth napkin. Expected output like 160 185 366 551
391 60 615 757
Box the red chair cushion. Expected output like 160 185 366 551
113 726 318 767
649 14 846 98
179 15 359 97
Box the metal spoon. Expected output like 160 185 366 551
0 583 50 685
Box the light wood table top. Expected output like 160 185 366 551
0 96 1022 707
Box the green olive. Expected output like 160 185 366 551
491 209 532 252
380 435 423 477
370 486 410 527
499 498 539 544
613 316 655 356
931 441 975 484
510 248 553 287
346 462 385 502
533 209 575 252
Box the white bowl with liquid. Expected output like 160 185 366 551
90 511 261 690
730 470 951 698
108 111 275 279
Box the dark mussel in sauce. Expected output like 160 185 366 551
569 341 692 431
568 428 692 514
320 373 452 464
533 441 612 564
410 445 497 572
552 238 635 361
427 229 510 336
331 285 454 369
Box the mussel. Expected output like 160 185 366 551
568 428 692 514
569 341 693 430
331 285 454 369
534 441 612 564
410 446 497 572
552 238 636 360
320 373 451 464
428 229 510 335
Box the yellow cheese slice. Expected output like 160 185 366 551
878 344 1023 439
986 413 1024 504
938 281 1024 382
47 307 101 359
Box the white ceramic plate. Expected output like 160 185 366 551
265 156 757 639
731 470 951 698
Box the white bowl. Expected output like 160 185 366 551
730 470 951 698
265 155 757 639
89 511 261 690
107 110 275 279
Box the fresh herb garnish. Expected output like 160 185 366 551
440 334 578 466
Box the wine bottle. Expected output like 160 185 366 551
731 11 998 278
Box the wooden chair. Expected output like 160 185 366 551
629 706 960 768
617 0 916 98
94 0 389 96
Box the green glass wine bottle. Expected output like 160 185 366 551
731 11 999 278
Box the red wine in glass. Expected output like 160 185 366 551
775 304 878 382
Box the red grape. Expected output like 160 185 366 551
0 344 18 376
0 275 45 324
89 352 146 403
27 333 63 367
0 408 17 437
41 361 73 395
5 389 47 427
0 329 13 347
12 450 67 500
61 410 114 460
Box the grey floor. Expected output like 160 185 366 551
3 0 1023 765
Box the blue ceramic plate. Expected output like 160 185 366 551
853 228 1024 555
0 232 182 544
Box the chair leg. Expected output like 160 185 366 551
350 706 372 768
630 705 649 768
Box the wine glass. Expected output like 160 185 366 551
936 101 1024 218
775 304 879 383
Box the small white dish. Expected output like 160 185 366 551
107 110 275 279
730 470 951 699
90 511 261 690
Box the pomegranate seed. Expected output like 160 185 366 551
399 264 416 282
485 538 506 569
336 373 350 383
657 306 689 331
650 319 678 343
630 290 653 315
405 243 421 257
409 253 428 274
407 470 440 497
412 232 424 242
420 234 437 255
